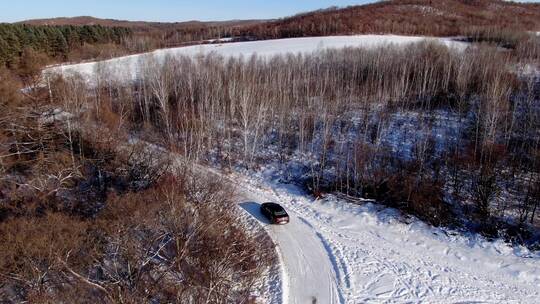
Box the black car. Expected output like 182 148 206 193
260 202 290 225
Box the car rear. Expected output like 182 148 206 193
274 215 290 225
261 202 290 225
272 208 290 225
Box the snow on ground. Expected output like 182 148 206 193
228 168 540 304
111 137 540 304
205 37 234 43
64 36 540 302
43 35 467 84
239 197 341 304
237 202 284 304
185 160 331 304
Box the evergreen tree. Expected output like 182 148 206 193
0 23 132 69
0 36 9 67
51 28 69 58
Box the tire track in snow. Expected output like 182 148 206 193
165 154 341 304
237 185 342 304
264 181 538 303
134 139 540 304
271 191 350 303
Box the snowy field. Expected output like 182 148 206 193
43 35 467 84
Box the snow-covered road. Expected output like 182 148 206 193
230 171 540 304
138 137 540 304
239 200 341 304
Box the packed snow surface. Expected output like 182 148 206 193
233 171 540 304
44 35 467 84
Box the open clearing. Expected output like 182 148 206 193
44 35 467 84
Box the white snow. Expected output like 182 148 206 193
205 37 234 43
39 108 74 124
60 34 540 302
135 132 540 304
43 35 467 84
239 200 341 304
231 171 540 303
122 137 540 303
237 201 285 304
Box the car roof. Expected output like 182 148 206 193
262 202 285 212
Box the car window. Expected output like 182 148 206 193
274 210 287 216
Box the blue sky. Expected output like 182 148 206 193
1 0 377 23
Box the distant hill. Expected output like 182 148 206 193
18 1 540 40
235 0 540 38
18 16 151 27
18 16 267 32
13 0 540 57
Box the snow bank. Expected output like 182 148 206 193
43 35 467 84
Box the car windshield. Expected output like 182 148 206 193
274 210 287 216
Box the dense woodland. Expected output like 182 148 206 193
0 24 132 68
0 63 274 301
236 0 540 39
0 22 273 303
77 36 540 240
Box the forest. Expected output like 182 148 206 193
0 62 273 301
76 36 540 240
0 24 132 68
1 0 540 302
235 0 540 40
2 39 539 303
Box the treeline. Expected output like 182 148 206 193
124 25 236 53
83 42 539 241
0 23 132 67
5 0 540 72
234 0 540 40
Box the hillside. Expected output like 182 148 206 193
18 16 156 28
236 0 540 38
17 16 269 51
16 0 540 55
18 16 267 32
44 35 466 83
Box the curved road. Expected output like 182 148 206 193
181 156 540 304
160 147 342 304
238 190 342 304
